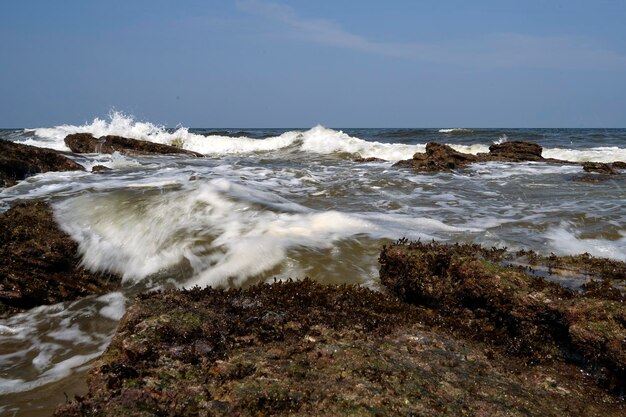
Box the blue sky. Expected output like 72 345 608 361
1 0 625 127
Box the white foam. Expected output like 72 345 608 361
543 147 626 163
545 225 626 261
52 178 475 288
439 128 473 133
0 294 123 395
97 292 127 321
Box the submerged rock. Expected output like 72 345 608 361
64 133 203 157
91 164 112 173
0 140 84 188
583 162 618 174
56 279 623 416
379 240 626 392
0 202 121 318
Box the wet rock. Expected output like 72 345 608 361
354 156 385 163
55 279 623 416
379 240 625 392
0 202 121 318
487 140 544 161
583 162 617 174
393 142 477 172
392 140 607 174
612 161 626 170
0 140 84 188
64 133 203 157
91 165 112 173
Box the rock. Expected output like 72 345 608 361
487 140 544 161
583 162 617 174
0 140 84 188
392 140 608 174
91 165 112 173
64 133 203 157
55 279 623 416
612 161 626 169
353 156 385 163
0 202 121 318
379 240 625 393
393 142 477 172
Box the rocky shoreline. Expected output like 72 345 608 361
0 140 84 188
52 242 625 416
392 140 625 176
1 135 625 415
0 202 122 318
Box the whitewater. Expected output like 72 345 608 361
1 112 626 416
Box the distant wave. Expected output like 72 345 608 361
21 112 626 163
438 128 474 133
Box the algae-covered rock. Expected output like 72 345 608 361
0 140 84 188
379 240 626 392
55 279 623 416
64 133 203 157
0 202 121 318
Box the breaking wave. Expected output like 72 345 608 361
21 112 626 163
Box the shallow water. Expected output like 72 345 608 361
1 114 625 415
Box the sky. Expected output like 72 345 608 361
1 0 625 127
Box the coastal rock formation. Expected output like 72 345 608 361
486 140 544 161
0 140 84 188
379 240 625 392
392 140 585 173
64 133 203 157
55 279 624 416
0 202 121 318
393 142 478 172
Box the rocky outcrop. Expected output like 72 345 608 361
64 133 203 157
379 240 625 392
55 279 624 416
392 140 599 173
0 202 121 318
0 140 84 188
394 142 478 172
487 141 544 161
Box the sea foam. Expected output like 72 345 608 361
25 112 626 163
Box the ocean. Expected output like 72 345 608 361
1 112 626 415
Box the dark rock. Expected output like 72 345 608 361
379 240 625 393
393 142 477 172
393 140 624 175
583 162 617 174
55 279 623 416
0 140 84 188
488 140 544 161
91 165 112 173
0 202 121 318
64 133 203 157
353 156 385 163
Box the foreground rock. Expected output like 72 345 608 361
64 133 203 157
379 240 625 392
0 202 121 318
56 279 623 416
0 140 84 188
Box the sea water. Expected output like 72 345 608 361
1 113 625 415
